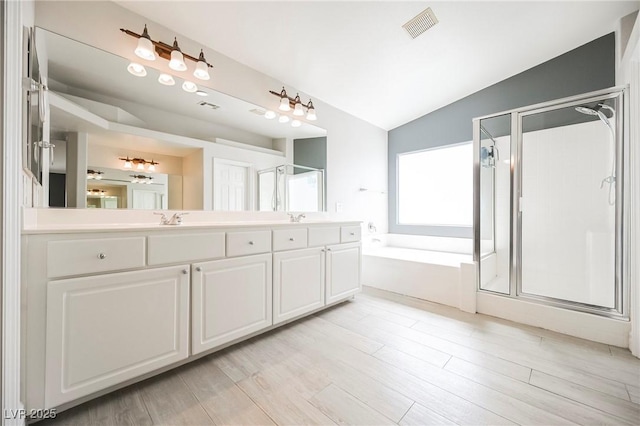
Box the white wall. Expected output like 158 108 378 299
34 0 388 231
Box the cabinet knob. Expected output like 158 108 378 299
327 248 332 251
321 249 325 252
350 232 355 236
97 253 106 260
182 269 188 275
195 266 202 272
248 241 254 245
289 237 295 241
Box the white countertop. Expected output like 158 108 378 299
22 209 362 235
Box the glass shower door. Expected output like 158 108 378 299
518 96 620 309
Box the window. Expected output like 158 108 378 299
397 143 473 227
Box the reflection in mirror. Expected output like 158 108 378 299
257 164 325 212
37 27 327 211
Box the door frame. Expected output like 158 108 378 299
2 1 26 424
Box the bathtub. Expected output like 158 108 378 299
362 234 476 311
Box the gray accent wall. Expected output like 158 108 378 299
388 33 616 237
294 136 327 171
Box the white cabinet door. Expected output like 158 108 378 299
192 253 272 354
273 247 324 325
326 242 362 304
45 265 190 408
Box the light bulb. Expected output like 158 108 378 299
95 175 102 180
137 162 145 171
291 119 301 128
195 90 208 97
124 159 132 169
306 102 317 121
148 162 156 172
264 110 276 119
134 25 156 61
182 81 197 93
127 62 147 77
158 73 175 86
131 178 138 183
293 94 304 116
169 38 187 71
278 115 290 123
193 50 211 80
279 96 290 111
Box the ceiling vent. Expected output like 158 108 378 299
249 108 266 116
198 101 220 110
402 7 438 39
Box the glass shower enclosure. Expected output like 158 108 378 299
257 164 325 212
474 87 628 317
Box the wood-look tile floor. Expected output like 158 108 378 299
40 287 640 426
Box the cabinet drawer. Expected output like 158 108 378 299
226 230 271 257
148 232 225 265
341 226 361 243
47 237 145 278
308 226 340 247
272 228 308 252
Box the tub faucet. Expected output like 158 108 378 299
288 213 305 223
155 212 188 225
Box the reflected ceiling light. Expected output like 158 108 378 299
130 174 154 184
127 62 147 77
193 50 211 80
182 81 198 93
121 26 214 75
278 115 290 123
291 119 301 128
269 87 317 121
169 38 187 71
134 24 156 61
293 94 304 116
278 87 291 111
158 73 175 86
196 90 208 97
264 110 276 119
306 100 317 121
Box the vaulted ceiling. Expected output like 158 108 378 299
116 1 639 130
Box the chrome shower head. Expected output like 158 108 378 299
575 106 599 115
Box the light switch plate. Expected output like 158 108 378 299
335 202 343 213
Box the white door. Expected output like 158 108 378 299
326 242 362 304
132 189 160 209
45 266 190 407
214 161 249 211
191 254 272 354
273 247 325 325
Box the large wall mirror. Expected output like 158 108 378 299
37 27 328 211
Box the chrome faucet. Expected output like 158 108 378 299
154 212 188 225
288 213 305 223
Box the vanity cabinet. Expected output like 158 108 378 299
44 265 190 407
23 221 361 412
326 242 362 304
273 247 325 324
191 254 272 354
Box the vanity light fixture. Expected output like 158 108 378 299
269 87 318 120
130 174 154 184
182 81 198 93
119 157 159 171
127 62 147 77
87 169 104 180
121 26 213 73
87 189 108 197
134 25 156 61
158 73 175 86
